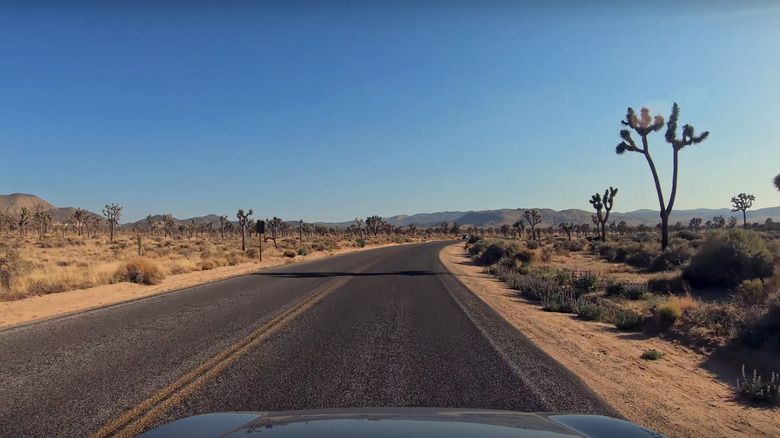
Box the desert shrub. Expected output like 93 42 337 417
516 275 559 302
573 272 600 293
540 288 576 313
683 229 774 288
624 284 650 300
553 270 573 286
114 257 164 285
737 365 778 404
539 247 553 263
626 249 656 268
563 239 585 251
225 253 241 266
655 301 682 323
572 299 606 321
467 239 490 257
514 248 535 265
477 242 516 266
641 349 664 360
675 230 699 241
246 248 260 259
197 258 217 270
525 240 540 250
169 264 188 275
735 279 768 305
0 251 32 289
283 250 296 258
605 283 627 297
670 295 698 313
647 276 690 295
681 302 748 339
298 246 311 256
613 309 644 331
26 280 69 295
648 245 692 272
355 238 366 248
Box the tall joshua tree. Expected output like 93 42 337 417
146 215 158 236
523 210 542 242
18 207 30 236
103 204 122 242
616 103 709 250
731 193 755 228
219 215 228 240
589 187 618 242
236 208 253 251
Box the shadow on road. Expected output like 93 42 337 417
253 270 449 278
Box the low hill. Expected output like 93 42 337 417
0 193 100 223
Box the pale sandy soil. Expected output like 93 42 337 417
0 243 397 329
440 243 779 438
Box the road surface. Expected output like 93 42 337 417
0 241 616 437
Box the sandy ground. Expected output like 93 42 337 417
0 243 397 329
440 243 779 438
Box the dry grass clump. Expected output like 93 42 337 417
114 257 165 285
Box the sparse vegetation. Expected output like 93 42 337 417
737 365 778 404
683 229 773 288
114 257 164 285
641 349 664 360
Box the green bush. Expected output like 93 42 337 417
605 283 627 297
735 279 768 305
737 365 778 404
572 299 606 321
297 246 311 256
283 250 296 258
477 242 517 266
655 302 682 323
641 349 664 360
675 230 699 241
626 250 656 268
649 245 693 272
516 275 559 302
573 272 600 293
683 229 774 288
540 288 576 313
623 284 650 301
525 240 540 250
355 238 366 248
613 309 644 331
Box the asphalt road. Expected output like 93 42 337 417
0 241 617 437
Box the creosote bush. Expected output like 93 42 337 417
641 349 664 360
283 250 296 258
613 309 644 331
683 229 774 288
655 301 682 323
297 246 311 256
355 238 366 248
735 279 768 305
114 257 164 285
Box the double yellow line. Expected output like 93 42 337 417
91 277 349 438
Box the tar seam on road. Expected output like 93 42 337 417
89 276 351 438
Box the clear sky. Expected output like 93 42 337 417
1 1 779 223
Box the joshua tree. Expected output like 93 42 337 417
33 209 52 239
616 221 629 235
688 217 702 232
145 215 158 236
103 204 122 242
589 187 618 242
18 207 30 236
355 218 364 239
236 209 254 251
558 222 574 241
731 193 755 228
265 217 284 248
450 222 461 237
512 221 525 239
408 223 417 236
440 221 450 236
523 210 542 242
728 216 738 229
71 208 88 236
712 215 726 229
774 174 780 194
162 214 176 237
366 216 383 237
616 103 709 250
219 215 228 240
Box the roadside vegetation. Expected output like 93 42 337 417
466 227 780 407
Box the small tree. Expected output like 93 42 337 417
731 193 755 228
589 187 618 242
615 103 709 250
774 174 780 193
236 209 254 251
366 216 383 237
18 207 30 236
689 217 703 233
219 215 228 240
162 214 176 237
712 215 726 229
33 209 51 239
72 208 88 236
265 217 283 248
146 215 158 236
728 216 739 229
103 204 122 242
523 210 542 242
512 221 525 240
558 222 574 241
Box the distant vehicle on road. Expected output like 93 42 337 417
138 408 667 438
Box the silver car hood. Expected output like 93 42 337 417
137 408 666 438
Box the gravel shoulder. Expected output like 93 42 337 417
439 243 779 438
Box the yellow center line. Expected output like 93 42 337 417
90 277 350 438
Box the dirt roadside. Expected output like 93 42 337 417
439 243 778 438
0 243 400 329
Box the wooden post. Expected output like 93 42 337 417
259 233 263 262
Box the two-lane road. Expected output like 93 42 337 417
0 242 616 437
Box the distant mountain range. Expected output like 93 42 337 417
3 193 780 229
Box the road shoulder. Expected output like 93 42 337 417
439 243 778 438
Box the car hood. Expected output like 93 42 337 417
137 408 666 438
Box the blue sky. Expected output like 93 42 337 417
1 1 779 223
